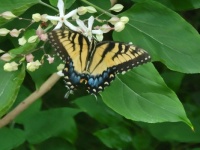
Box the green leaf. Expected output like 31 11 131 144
74 95 123 125
0 0 40 26
132 0 200 10
138 117 200 143
28 57 61 88
153 0 200 11
101 63 192 127
94 126 132 149
0 60 25 117
0 128 25 150
9 29 39 57
37 137 76 150
23 108 80 144
49 0 76 9
114 1 200 73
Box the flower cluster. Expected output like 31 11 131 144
0 0 129 72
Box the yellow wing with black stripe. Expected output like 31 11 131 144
48 30 90 74
48 30 151 95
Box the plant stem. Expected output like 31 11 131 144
39 0 58 12
81 0 114 17
0 73 61 128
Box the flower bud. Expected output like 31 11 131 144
41 14 48 22
1 11 16 20
57 70 64 76
114 21 125 32
86 6 97 13
47 55 54 64
96 34 103 41
0 49 4 53
72 14 79 20
18 36 27 45
4 61 19 72
40 33 48 41
50 20 58 25
77 6 87 15
109 4 124 12
28 35 38 43
0 53 13 61
26 53 34 62
57 63 65 71
108 16 119 25
27 60 41 72
9 29 21 37
120 16 129 24
0 28 10 36
36 25 44 36
100 24 111 33
32 13 41 22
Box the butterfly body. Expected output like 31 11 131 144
48 30 151 95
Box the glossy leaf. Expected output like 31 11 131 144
153 0 200 11
0 60 25 117
74 95 123 125
101 63 192 127
49 0 76 9
0 128 25 150
133 0 200 10
0 0 40 26
94 126 132 149
138 117 200 143
114 1 200 73
9 29 39 57
22 108 80 144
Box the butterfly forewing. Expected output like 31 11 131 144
88 41 151 75
48 30 90 73
48 30 151 95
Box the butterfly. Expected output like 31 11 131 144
48 29 151 95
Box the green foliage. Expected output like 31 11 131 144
0 0 200 149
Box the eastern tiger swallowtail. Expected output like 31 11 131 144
48 30 151 95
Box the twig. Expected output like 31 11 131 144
0 73 61 128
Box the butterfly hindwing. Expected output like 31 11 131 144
48 30 90 91
85 41 151 94
48 30 151 95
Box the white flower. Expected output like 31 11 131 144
1 11 16 20
45 0 78 31
4 61 19 72
109 4 124 12
27 60 41 72
32 13 41 22
0 28 10 36
18 36 27 45
76 16 103 41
